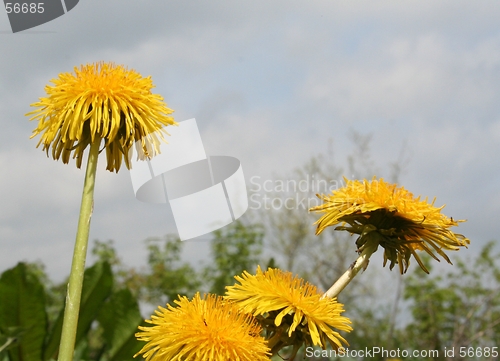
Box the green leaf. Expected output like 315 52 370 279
98 289 145 361
0 263 47 361
43 262 113 361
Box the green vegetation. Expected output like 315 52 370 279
1 224 498 361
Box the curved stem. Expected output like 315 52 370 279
266 331 285 357
321 240 378 299
58 140 100 361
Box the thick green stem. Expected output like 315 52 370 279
57 140 100 361
321 240 378 299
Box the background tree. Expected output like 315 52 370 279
134 235 200 306
402 241 500 361
201 219 265 295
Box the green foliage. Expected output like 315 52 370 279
203 219 264 295
401 242 500 360
2 224 499 361
0 262 144 361
91 240 143 297
97 289 146 361
140 235 200 305
92 241 121 267
0 263 47 361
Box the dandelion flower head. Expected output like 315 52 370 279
27 62 176 172
310 177 470 273
135 293 270 361
225 266 351 354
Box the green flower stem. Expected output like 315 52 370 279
58 139 100 361
321 239 378 299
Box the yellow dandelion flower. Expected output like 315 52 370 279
135 293 270 361
27 62 176 172
225 266 351 356
310 177 470 273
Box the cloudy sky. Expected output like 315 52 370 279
1 1 499 282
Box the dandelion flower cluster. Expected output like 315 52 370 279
225 266 351 356
27 62 176 172
135 293 270 361
310 177 470 273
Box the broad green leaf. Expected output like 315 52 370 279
98 289 145 361
43 262 113 361
0 263 47 361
